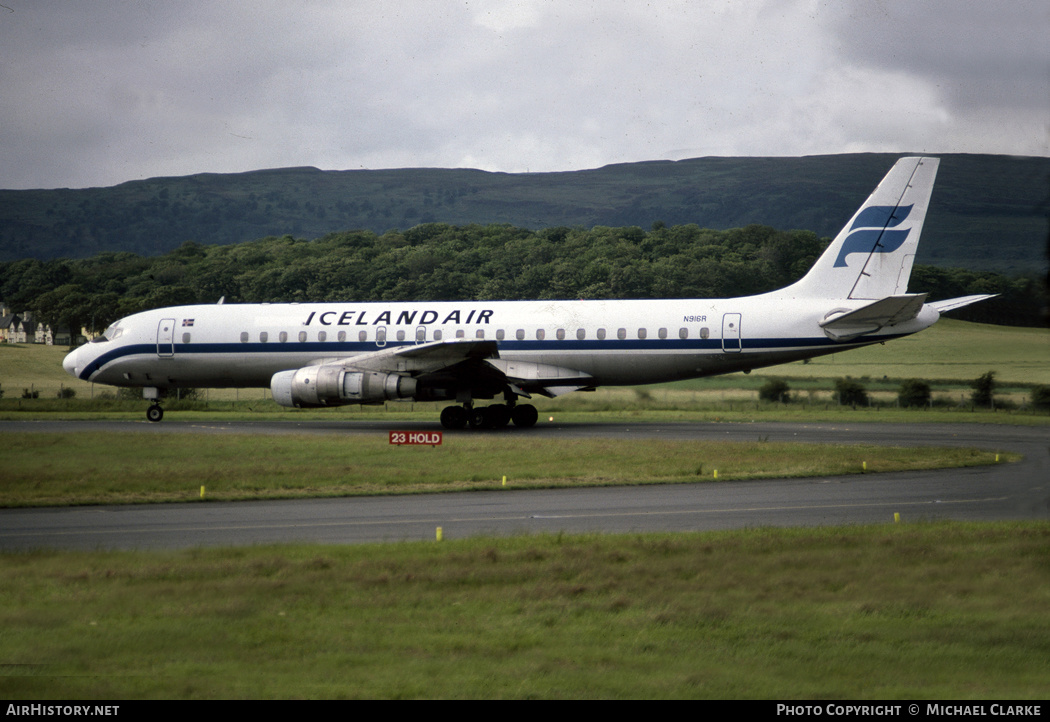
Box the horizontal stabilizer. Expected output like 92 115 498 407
819 293 927 341
928 294 998 315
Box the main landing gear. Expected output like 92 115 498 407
440 402 538 430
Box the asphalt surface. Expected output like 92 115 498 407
1 419 1047 550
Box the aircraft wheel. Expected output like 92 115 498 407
487 404 511 429
510 403 538 428
440 405 468 430
146 404 164 423
468 407 491 429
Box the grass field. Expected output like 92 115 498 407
1 432 1012 507
2 523 1047 699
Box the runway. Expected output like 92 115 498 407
1 419 1047 550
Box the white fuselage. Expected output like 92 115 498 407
64 292 940 392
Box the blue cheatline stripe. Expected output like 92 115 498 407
80 334 895 382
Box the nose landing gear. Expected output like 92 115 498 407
142 387 165 422
146 403 164 422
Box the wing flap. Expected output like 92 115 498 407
484 358 593 386
536 386 590 398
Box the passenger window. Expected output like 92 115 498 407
536 329 545 340
396 330 405 341
338 331 347 342
434 330 443 341
456 329 465 339
577 328 586 340
556 328 565 340
358 330 366 342
597 328 606 340
240 332 249 343
679 328 688 339
496 329 505 341
700 327 710 339
260 332 268 343
279 331 288 343
182 333 191 344
617 328 627 340
298 331 307 343
318 331 327 342
516 329 525 340
476 329 485 339
637 328 647 340
658 328 667 340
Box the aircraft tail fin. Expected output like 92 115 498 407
784 156 940 300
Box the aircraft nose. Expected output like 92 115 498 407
62 347 80 378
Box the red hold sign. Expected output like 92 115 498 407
389 431 443 446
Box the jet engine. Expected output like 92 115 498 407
271 365 417 408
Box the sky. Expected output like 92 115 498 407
1 0 1047 190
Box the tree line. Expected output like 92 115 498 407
1 222 1044 340
759 372 1050 412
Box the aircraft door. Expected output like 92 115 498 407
375 326 387 348
157 318 176 357
721 313 741 353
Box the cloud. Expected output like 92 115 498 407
823 1 1049 109
0 0 1046 189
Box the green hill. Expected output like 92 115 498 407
1 154 1047 273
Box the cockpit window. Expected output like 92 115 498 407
91 322 123 343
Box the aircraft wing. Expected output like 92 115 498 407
819 293 927 341
314 338 499 375
313 338 592 396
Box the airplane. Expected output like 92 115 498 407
63 156 993 429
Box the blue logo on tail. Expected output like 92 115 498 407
833 204 913 268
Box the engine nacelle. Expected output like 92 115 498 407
271 366 418 408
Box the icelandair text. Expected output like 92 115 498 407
304 308 493 327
